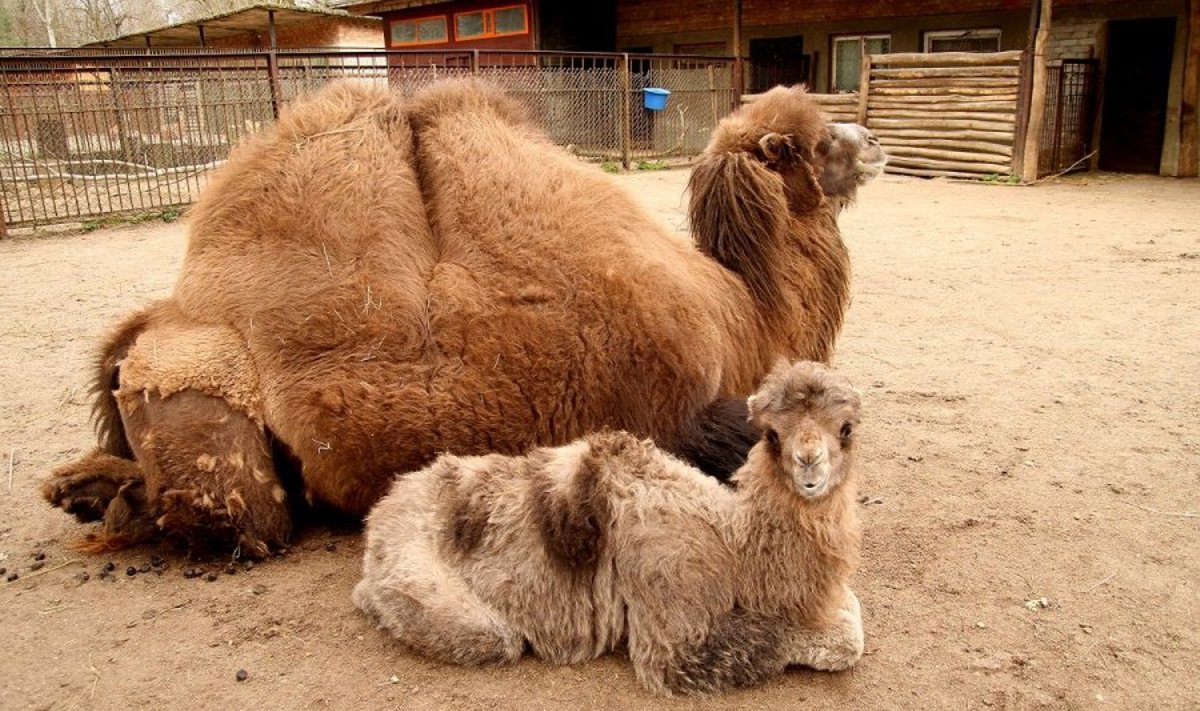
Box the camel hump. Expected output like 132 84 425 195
406 78 536 134
274 79 411 146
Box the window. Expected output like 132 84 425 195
924 29 1001 53
832 34 890 93
454 5 529 41
389 16 448 46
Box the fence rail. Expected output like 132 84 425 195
0 48 737 229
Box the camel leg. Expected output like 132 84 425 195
44 449 143 522
785 586 865 672
42 450 159 550
118 388 292 557
654 607 788 695
353 578 523 665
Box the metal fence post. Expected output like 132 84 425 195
471 49 480 75
266 50 281 118
620 53 631 170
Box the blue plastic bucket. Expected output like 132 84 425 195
643 87 670 111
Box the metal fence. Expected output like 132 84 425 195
0 48 737 229
1038 59 1098 176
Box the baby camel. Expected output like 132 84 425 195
353 360 865 695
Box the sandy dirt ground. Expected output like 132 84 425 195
0 169 1197 711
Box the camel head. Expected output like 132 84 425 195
747 360 861 501
817 123 888 198
687 85 878 314
690 85 886 221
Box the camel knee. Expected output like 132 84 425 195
789 593 865 672
121 389 291 556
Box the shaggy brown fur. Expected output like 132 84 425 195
43 80 884 554
353 360 865 695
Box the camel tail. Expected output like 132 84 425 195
669 398 759 482
90 304 159 458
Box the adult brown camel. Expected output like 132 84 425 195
43 80 886 556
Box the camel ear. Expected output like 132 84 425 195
687 151 788 309
746 358 793 423
757 132 793 163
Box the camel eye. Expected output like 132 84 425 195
766 429 779 446
840 423 853 440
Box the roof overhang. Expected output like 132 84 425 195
84 3 379 48
340 0 449 18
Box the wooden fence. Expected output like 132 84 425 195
747 50 1024 179
862 51 1021 178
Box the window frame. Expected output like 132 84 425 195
453 4 530 42
923 28 1002 53
387 14 449 47
831 33 891 93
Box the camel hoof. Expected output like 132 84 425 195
43 450 145 523
156 489 283 559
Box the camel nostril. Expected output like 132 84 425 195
803 481 818 489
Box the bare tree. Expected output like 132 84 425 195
28 0 58 46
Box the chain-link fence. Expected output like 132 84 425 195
0 48 736 229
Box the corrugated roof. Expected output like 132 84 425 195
84 2 379 48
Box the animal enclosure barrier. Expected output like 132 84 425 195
1038 59 1098 176
859 51 1023 179
0 48 736 229
746 51 1024 179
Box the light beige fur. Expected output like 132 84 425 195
354 360 865 695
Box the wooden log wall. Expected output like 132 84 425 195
741 91 860 123
742 51 1023 179
865 51 1022 178
806 92 859 123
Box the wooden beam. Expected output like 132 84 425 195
874 127 1015 143
198 24 206 47
732 0 744 101
870 117 1017 132
1181 0 1200 176
1021 0 1053 183
858 54 870 123
732 0 742 57
872 66 1023 79
870 50 1023 66
267 9 280 117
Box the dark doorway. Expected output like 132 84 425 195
749 36 810 92
1099 18 1175 173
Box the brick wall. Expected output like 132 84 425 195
1047 16 1099 63
208 17 382 49
336 20 386 48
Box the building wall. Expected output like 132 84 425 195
336 20 387 48
1047 15 1099 62
618 7 1029 92
376 0 537 50
206 17 383 49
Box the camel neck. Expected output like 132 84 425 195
731 448 860 625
